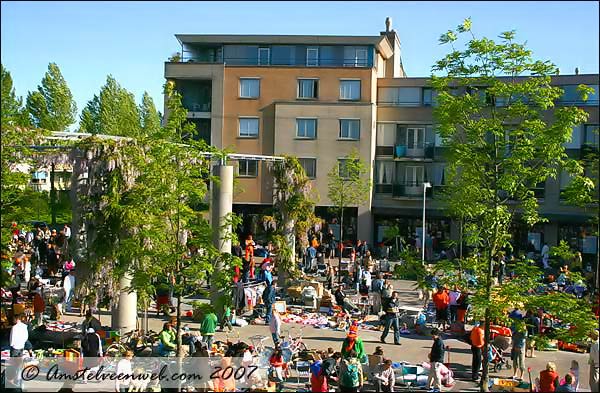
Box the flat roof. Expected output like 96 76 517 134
175 34 394 58
176 34 384 46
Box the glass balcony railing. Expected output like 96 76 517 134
393 143 435 159
183 102 212 112
392 183 434 198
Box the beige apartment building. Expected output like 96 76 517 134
164 20 599 262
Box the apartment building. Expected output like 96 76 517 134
374 75 599 260
165 21 405 242
165 19 599 259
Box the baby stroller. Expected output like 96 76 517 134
488 343 511 372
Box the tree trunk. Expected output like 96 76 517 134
50 162 57 226
176 293 182 357
481 251 494 392
338 207 344 284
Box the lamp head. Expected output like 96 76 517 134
424 182 432 188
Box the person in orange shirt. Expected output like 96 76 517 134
432 287 450 331
470 321 486 382
244 235 255 281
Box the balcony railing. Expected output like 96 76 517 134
392 182 434 198
394 143 435 159
179 56 372 68
184 102 212 112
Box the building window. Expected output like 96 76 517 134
404 165 425 186
239 117 259 138
239 78 260 98
584 124 599 146
238 160 258 177
563 125 582 149
298 158 317 178
337 159 357 179
306 47 319 66
340 80 361 100
559 84 599 106
374 160 394 193
296 118 317 139
258 47 270 65
344 46 368 67
297 79 318 99
339 119 360 140
378 87 421 106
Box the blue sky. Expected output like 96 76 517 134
2 1 598 124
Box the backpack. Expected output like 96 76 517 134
341 360 360 387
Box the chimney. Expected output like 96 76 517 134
575 67 579 75
385 17 392 32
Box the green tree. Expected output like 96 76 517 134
431 19 594 391
139 92 161 137
265 156 319 284
327 149 371 283
26 63 76 131
1 65 44 288
79 75 141 137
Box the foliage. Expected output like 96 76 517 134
79 75 141 137
431 19 594 389
169 52 181 62
1 64 46 289
25 63 77 131
268 156 319 278
139 92 161 137
549 240 576 265
327 149 371 240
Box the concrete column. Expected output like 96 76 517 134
111 273 137 333
544 223 559 247
211 165 234 252
357 205 373 244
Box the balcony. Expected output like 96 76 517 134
392 182 434 198
393 143 435 160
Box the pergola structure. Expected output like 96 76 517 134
38 131 285 332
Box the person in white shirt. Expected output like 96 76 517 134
63 270 76 312
374 358 395 392
448 286 461 324
541 243 550 269
589 330 599 392
115 350 134 392
63 224 71 239
9 315 29 357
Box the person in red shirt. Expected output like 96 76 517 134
269 347 286 391
470 321 486 382
432 287 450 331
538 361 560 392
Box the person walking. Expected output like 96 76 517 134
589 329 599 392
372 273 385 315
62 269 76 313
263 283 276 324
511 320 527 380
380 291 401 345
200 309 218 350
9 315 29 357
427 328 445 393
270 308 282 347
470 321 485 382
432 287 450 331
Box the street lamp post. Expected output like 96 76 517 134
422 182 432 264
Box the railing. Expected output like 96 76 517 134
184 102 212 112
394 143 435 159
178 56 372 68
377 100 424 107
391 183 434 198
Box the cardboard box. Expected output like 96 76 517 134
303 281 323 298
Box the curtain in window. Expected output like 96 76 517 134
377 123 396 146
376 161 394 184
378 88 400 104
